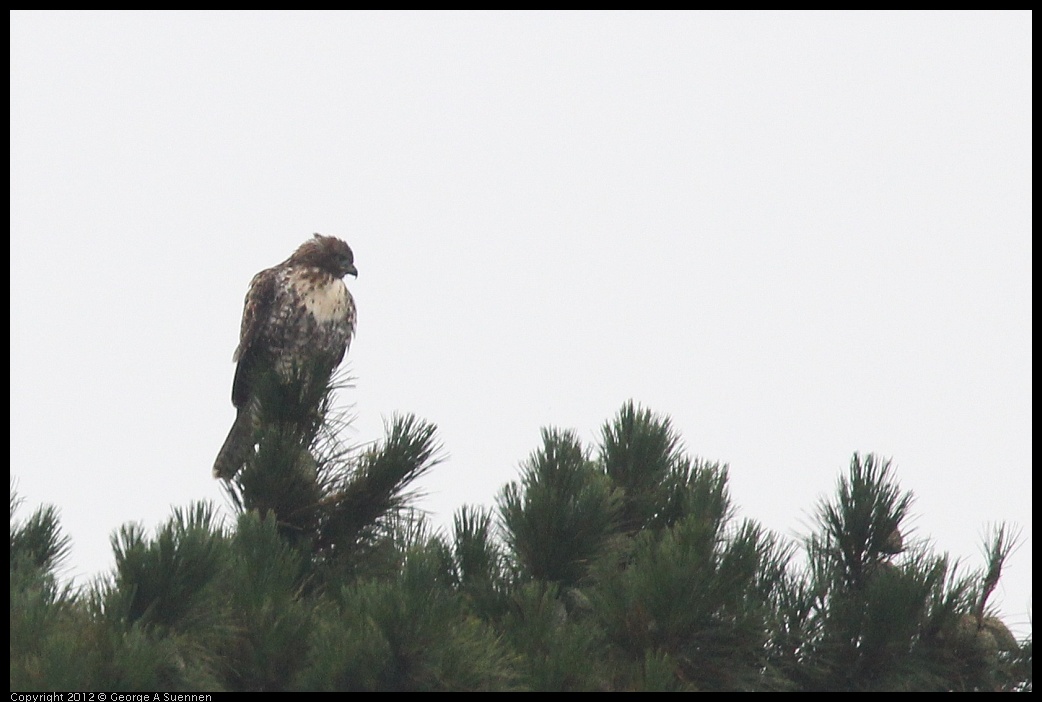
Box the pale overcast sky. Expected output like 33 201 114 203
10 11 1031 636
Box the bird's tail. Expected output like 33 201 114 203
213 408 254 479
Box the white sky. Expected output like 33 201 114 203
11 11 1031 636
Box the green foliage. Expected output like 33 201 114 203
818 454 912 588
497 581 608 690
591 513 789 690
776 454 1028 691
11 491 71 574
105 503 229 633
11 493 92 691
318 413 442 569
499 428 619 586
600 400 708 533
448 505 512 620
94 503 231 690
219 511 313 690
10 396 1030 691
223 363 444 586
295 546 518 691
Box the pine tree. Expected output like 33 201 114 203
10 394 1031 691
770 454 1029 691
10 490 90 691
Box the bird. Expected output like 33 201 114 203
213 234 358 479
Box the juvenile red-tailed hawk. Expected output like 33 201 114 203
213 234 357 479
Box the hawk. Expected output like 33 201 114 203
213 234 358 479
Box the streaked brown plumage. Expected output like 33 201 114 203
213 234 357 479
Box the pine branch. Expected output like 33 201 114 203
10 491 72 575
499 428 620 586
317 414 442 558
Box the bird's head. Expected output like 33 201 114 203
292 233 358 278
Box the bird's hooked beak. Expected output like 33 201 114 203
345 263 358 278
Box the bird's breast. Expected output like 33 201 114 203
303 278 349 323
288 268 352 325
